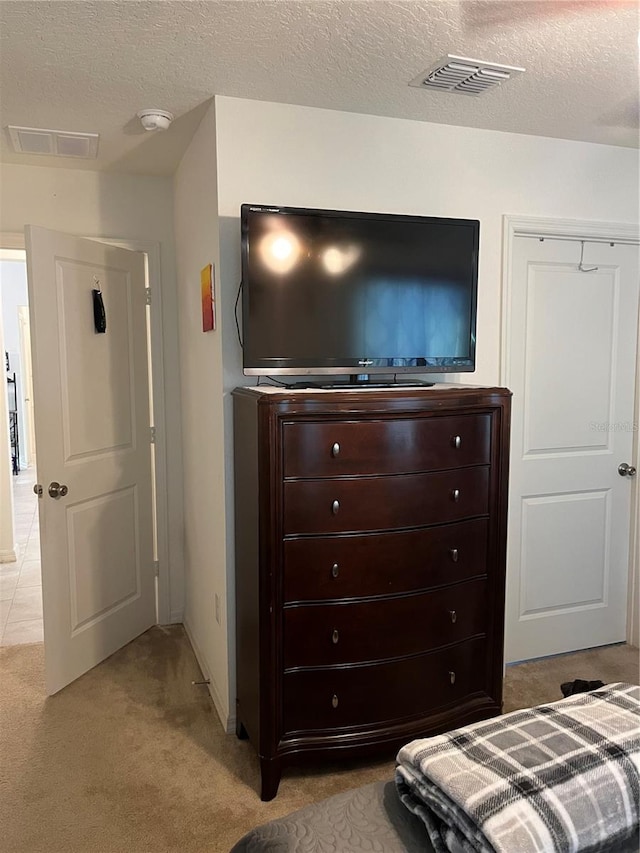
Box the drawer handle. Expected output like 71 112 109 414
331 562 339 579
332 629 340 644
450 548 459 563
449 610 457 624
331 442 340 458
449 671 456 686
453 435 462 450
332 499 340 515
332 694 339 709
452 489 460 503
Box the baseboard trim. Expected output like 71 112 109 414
0 546 18 563
182 619 234 734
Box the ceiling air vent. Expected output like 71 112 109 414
7 126 99 158
410 55 525 96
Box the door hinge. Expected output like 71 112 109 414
145 287 152 305
153 560 160 577
150 426 156 444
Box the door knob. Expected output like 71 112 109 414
48 481 68 498
33 484 43 497
618 463 637 477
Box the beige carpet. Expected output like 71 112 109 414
1 627 637 853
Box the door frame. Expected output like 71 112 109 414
0 230 172 624
500 215 640 649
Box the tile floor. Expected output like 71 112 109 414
1 468 43 645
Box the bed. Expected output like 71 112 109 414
230 684 640 853
230 779 434 853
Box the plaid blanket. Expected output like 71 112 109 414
396 683 640 853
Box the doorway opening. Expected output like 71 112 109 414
0 249 42 645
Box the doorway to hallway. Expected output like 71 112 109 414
1 469 42 644
0 250 42 645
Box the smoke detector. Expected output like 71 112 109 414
7 126 99 158
137 109 174 131
410 55 525 96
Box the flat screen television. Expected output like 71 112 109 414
240 204 479 385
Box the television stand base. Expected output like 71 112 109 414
286 378 436 390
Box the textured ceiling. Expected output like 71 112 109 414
0 0 638 176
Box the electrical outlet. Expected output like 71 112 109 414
215 593 220 625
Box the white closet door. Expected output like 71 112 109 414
505 237 639 662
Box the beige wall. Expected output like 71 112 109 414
173 104 231 725
0 162 185 620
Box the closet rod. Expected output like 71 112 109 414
517 233 638 246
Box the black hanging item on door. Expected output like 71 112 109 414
92 288 107 333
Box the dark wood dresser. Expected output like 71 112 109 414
232 384 511 800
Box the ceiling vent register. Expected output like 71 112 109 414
7 126 99 158
410 55 525 96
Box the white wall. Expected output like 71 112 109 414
0 163 185 621
215 97 638 386
630 328 640 649
209 96 638 728
173 104 232 725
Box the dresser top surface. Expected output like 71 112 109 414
234 383 510 398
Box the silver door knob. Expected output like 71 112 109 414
332 499 340 515
618 463 637 477
33 484 43 497
452 489 460 502
448 670 456 685
331 694 339 709
48 481 68 498
452 435 462 449
449 610 457 624
331 562 339 579
450 548 459 563
331 442 340 457
332 629 339 644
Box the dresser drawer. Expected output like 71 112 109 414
283 467 489 535
283 518 488 603
284 579 487 668
283 414 491 479
283 637 488 734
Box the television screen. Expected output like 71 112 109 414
241 204 479 379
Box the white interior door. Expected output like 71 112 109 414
505 236 639 662
25 226 156 694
